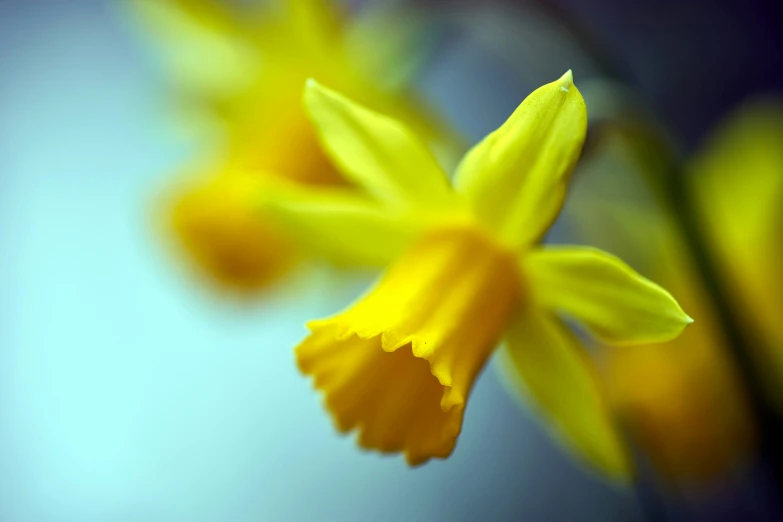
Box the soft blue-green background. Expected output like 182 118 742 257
0 1 638 520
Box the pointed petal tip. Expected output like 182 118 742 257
558 70 574 90
304 77 320 92
677 305 695 326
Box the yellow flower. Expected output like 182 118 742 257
132 0 457 293
691 101 783 409
269 73 692 475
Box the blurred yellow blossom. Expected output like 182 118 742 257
269 73 691 475
691 101 783 410
566 106 774 481
605 217 754 482
132 0 457 293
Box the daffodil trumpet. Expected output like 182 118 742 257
263 72 692 477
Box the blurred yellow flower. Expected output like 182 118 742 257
132 0 456 293
565 103 781 481
604 217 754 483
691 101 783 410
271 73 691 474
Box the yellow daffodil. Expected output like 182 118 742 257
268 72 692 475
132 0 457 293
691 101 783 409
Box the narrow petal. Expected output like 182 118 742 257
454 71 587 247
260 179 421 267
344 2 437 91
525 246 692 345
282 0 344 54
691 100 783 274
303 80 454 208
690 100 783 406
129 0 260 98
499 310 631 480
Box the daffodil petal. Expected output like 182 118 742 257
129 0 260 98
690 100 783 406
454 71 587 247
690 100 783 329
525 246 692 345
280 0 344 58
260 180 420 267
303 80 454 208
691 101 783 263
499 310 631 480
345 2 436 91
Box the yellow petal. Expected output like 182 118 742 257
282 0 344 55
525 246 692 345
303 80 454 208
692 100 783 269
297 225 522 465
344 2 436 91
605 336 755 483
690 100 783 406
454 71 587 247
128 0 259 98
499 310 631 480
260 179 421 268
165 170 296 293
